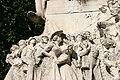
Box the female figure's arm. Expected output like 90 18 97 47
56 53 69 65
78 43 90 57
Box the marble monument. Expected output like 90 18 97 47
4 0 120 80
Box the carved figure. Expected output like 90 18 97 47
5 44 23 80
21 38 36 80
51 31 78 80
58 45 78 80
41 31 63 80
6 45 20 65
34 35 49 64
74 34 90 68
107 0 120 16
5 0 120 80
97 0 120 39
33 36 50 80
69 35 76 45
103 51 120 80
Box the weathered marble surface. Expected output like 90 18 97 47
5 0 120 80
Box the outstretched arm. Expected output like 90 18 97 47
78 45 90 57
103 58 115 67
56 53 69 65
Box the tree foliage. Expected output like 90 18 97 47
0 0 44 79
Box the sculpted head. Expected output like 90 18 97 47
50 30 64 43
82 31 91 40
76 34 83 42
101 38 116 49
28 37 37 45
56 35 62 44
68 45 73 53
107 0 120 15
41 36 49 44
10 45 19 52
18 40 27 47
99 5 108 13
70 35 76 42
104 51 111 59
52 35 59 41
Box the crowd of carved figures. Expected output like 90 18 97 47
4 0 120 80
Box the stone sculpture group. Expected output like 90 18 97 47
4 0 120 80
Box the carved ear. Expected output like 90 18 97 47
27 11 45 24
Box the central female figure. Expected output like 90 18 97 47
41 31 78 80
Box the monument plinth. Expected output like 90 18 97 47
44 0 108 34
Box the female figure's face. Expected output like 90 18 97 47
19 40 26 47
85 31 90 37
68 45 73 54
29 39 36 44
76 35 82 42
41 37 49 44
10 45 19 52
52 35 58 41
83 31 91 40
52 35 62 43
57 36 62 43
70 36 75 42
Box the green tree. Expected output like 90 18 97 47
0 0 44 79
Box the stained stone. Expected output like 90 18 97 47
4 0 120 80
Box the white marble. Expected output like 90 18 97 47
5 0 120 80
